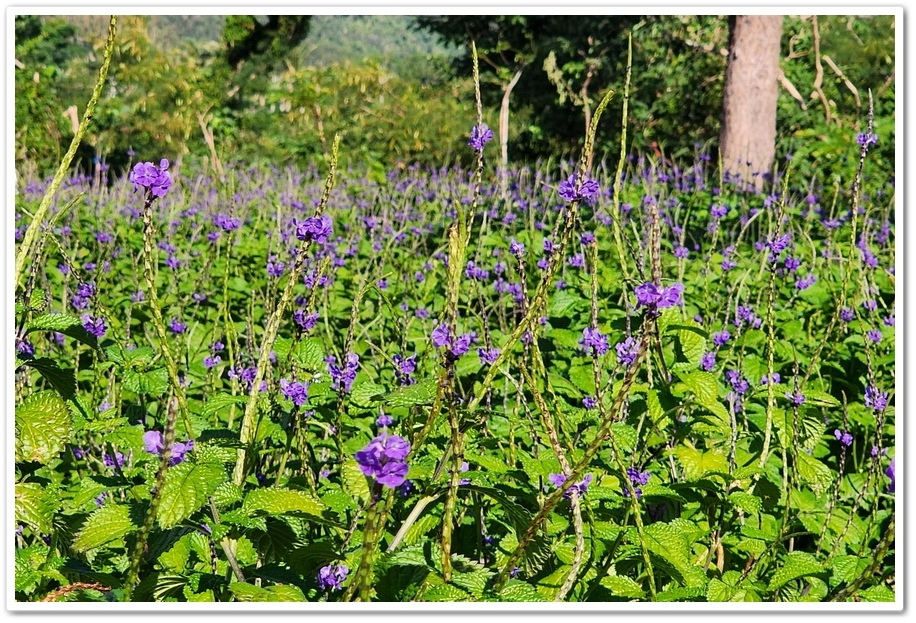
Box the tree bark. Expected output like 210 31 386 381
720 15 783 190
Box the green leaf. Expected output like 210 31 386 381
421 583 472 602
497 580 548 602
385 379 437 407
349 380 386 408
795 452 834 495
547 372 582 398
610 423 638 454
341 459 371 503
15 390 72 464
26 313 98 349
229 581 306 602
643 522 705 587
15 482 56 534
20 358 77 400
123 367 169 396
672 446 729 481
158 462 226 528
73 504 136 552
803 389 841 407
767 551 825 591
857 584 896 602
292 338 326 372
241 487 326 518
201 393 247 419
728 491 762 515
601 575 646 598
549 291 584 317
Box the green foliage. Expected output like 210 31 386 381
15 390 72 464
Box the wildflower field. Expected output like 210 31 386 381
13 15 897 606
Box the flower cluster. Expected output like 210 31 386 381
615 336 639 367
355 433 411 488
834 429 853 447
317 564 349 592
279 378 309 406
580 327 610 357
623 467 651 498
294 215 333 244
129 159 172 198
431 324 477 358
558 174 600 205
864 386 889 412
143 430 194 466
81 314 107 339
548 473 593 499
468 124 494 151
634 282 684 310
327 353 359 393
393 353 417 386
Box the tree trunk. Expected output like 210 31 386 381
720 15 783 190
499 67 524 200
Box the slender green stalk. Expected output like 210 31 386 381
15 17 117 290
232 135 340 487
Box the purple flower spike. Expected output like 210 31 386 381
355 433 411 488
129 160 172 198
468 124 494 151
317 564 349 592
295 215 333 244
886 457 895 493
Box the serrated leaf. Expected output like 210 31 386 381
210 481 243 508
26 313 98 349
385 379 437 407
673 446 729 481
420 583 472 602
857 584 895 602
547 372 582 398
158 462 226 528
610 423 638 454
767 551 825 591
497 580 548 602
549 291 584 317
15 482 56 534
241 487 325 518
292 338 325 372
830 555 871 587
73 504 136 552
349 381 386 409
795 452 834 495
201 393 247 419
229 581 306 602
341 459 371 503
728 491 762 515
655 586 706 601
601 575 645 598
677 370 730 426
123 367 169 397
803 390 840 407
21 358 76 400
16 390 72 464
644 522 705 587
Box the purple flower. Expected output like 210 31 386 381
583 396 598 409
700 351 716 371
376 414 393 428
623 467 651 498
786 391 806 405
293 310 319 332
558 174 600 205
840 307 855 323
168 318 186 334
327 353 360 393
143 430 194 465
767 233 792 261
280 378 309 407
710 204 728 219
393 353 417 386
548 472 593 498
355 433 411 488
795 273 817 290
431 324 452 349
129 159 172 198
317 564 349 592
615 336 639 367
213 213 241 232
864 386 889 412
478 347 501 365
886 457 895 493
468 124 494 151
760 373 781 385
712 330 731 348
725 370 749 395
81 314 107 338
834 429 853 447
295 215 333 244
103 451 125 469
452 332 476 357
867 329 882 344
857 132 878 149
580 327 610 357
143 430 164 454
509 239 525 258
635 282 684 310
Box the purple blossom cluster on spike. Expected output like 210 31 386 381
478 347 500 365
317 564 349 592
468 123 494 151
864 386 889 412
548 473 593 499
558 174 600 205
327 353 359 393
857 132 878 149
615 336 639 367
579 327 610 357
834 429 853 447
886 458 895 493
129 159 172 198
634 282 684 310
355 433 411 488
431 323 477 358
623 467 651 498
81 314 107 338
293 310 319 332
279 378 309 406
294 215 333 244
143 430 194 466
393 353 417 386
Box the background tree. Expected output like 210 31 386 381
719 15 784 189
